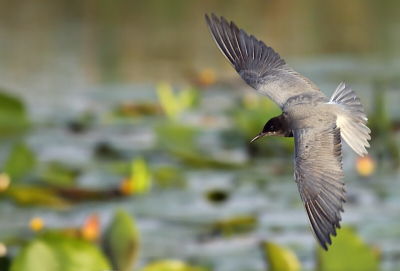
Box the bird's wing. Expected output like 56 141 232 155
205 14 325 109
293 124 346 250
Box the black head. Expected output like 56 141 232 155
250 115 292 143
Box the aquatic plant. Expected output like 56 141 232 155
103 209 139 271
156 83 198 120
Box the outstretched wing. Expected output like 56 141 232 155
205 14 325 109
293 124 346 250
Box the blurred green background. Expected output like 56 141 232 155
0 1 399 270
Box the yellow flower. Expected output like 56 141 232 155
356 155 375 177
0 173 10 192
120 177 135 196
199 68 216 86
29 217 44 232
81 214 100 241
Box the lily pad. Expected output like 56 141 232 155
10 232 111 271
103 209 139 271
209 215 257 237
317 227 379 271
156 83 198 120
40 162 80 187
4 142 36 181
0 91 29 136
4 186 69 207
131 157 152 194
156 123 245 168
262 242 301 271
153 166 186 189
142 260 205 271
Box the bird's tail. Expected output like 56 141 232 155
329 82 371 156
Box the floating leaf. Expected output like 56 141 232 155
317 227 379 271
211 215 257 237
156 83 197 120
178 86 198 109
142 260 205 271
156 124 244 168
4 186 69 207
157 83 180 120
103 209 139 271
10 232 111 271
262 242 301 271
115 102 161 118
3 142 36 181
55 187 121 202
156 123 199 151
40 162 79 187
153 166 186 189
119 157 151 195
0 91 29 136
131 157 151 194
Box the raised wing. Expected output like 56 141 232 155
293 124 346 250
205 14 325 109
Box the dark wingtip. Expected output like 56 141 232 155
205 13 212 25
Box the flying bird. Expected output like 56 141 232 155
205 13 371 250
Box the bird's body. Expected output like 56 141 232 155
205 14 371 250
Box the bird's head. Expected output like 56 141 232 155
250 115 291 143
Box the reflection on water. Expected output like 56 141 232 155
0 1 400 85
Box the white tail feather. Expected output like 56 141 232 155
329 82 371 156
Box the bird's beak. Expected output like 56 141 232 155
250 132 268 143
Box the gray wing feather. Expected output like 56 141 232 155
293 124 345 250
205 14 325 109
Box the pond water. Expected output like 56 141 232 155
0 55 399 270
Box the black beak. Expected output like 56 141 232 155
250 132 267 143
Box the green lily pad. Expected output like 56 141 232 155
4 186 69 207
210 215 257 237
10 232 111 271
153 166 186 189
4 142 36 181
156 123 199 152
0 91 29 136
156 83 198 120
103 209 139 271
317 227 379 271
262 242 301 271
142 260 205 271
156 123 245 168
40 162 79 187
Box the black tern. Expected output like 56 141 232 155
205 14 371 250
